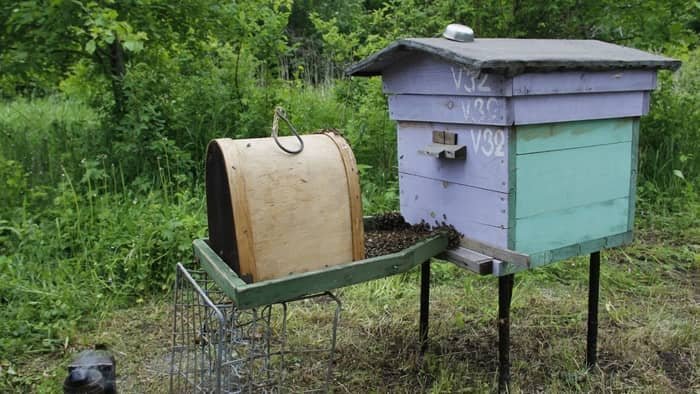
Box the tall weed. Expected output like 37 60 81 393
639 48 700 207
0 97 103 186
0 164 206 358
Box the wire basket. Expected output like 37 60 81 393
169 263 340 393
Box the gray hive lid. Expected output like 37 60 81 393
346 38 681 77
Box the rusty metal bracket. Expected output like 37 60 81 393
419 144 467 159
421 130 466 159
459 237 530 268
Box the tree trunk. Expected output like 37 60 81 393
109 37 126 118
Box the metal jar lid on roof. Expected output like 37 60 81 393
443 23 474 42
347 25 680 77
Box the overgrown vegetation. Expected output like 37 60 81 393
0 0 698 391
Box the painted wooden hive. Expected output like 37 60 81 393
348 36 680 275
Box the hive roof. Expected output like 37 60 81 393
347 38 680 77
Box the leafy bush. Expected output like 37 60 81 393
0 97 104 186
0 165 205 357
639 48 700 208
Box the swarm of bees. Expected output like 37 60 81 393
364 212 463 258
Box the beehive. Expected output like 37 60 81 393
205 132 364 282
348 36 679 274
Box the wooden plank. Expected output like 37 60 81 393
205 140 241 275
399 175 509 248
235 235 448 309
194 236 449 309
388 95 510 126
511 91 648 125
605 231 634 248
381 54 657 97
513 197 630 255
512 70 657 96
418 143 467 159
578 237 608 256
216 138 258 281
382 53 509 96
441 247 493 275
628 119 640 231
231 135 356 281
507 128 517 250
493 231 633 276
399 171 509 228
323 132 365 260
460 237 530 267
194 239 244 304
515 118 634 155
398 122 510 193
514 141 633 218
390 92 648 126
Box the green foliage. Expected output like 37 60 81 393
0 97 104 186
592 0 699 51
79 2 148 54
639 48 700 207
311 0 698 62
0 156 205 358
0 0 147 96
0 159 27 216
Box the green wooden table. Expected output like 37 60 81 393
192 234 448 310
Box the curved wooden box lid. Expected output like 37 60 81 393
205 132 364 282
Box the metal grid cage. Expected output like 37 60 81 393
169 263 340 393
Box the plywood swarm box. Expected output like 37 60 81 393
205 132 364 283
348 35 680 275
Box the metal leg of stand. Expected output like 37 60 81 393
279 291 341 393
248 308 258 394
498 274 514 393
262 305 273 382
324 292 342 393
587 251 601 369
419 260 431 355
278 302 288 391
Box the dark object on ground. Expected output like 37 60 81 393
365 212 462 258
63 349 116 394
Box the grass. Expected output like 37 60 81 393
0 97 104 186
4 209 697 393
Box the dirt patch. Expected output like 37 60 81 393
364 212 462 258
431 328 499 372
658 351 696 390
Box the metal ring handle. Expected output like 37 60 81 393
271 106 304 154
